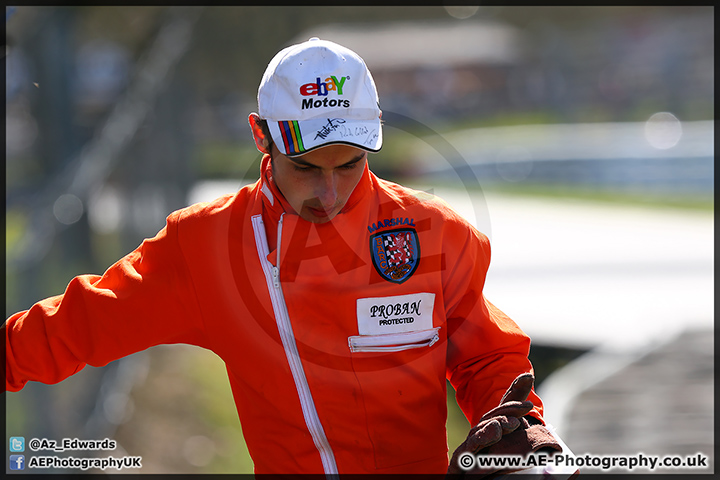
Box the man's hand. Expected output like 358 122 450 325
447 373 535 476
498 372 535 405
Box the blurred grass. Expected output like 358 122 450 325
193 142 261 179
5 209 25 315
106 345 254 473
5 389 28 438
5 208 26 256
183 347 254 473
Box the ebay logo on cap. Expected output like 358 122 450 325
300 76 348 96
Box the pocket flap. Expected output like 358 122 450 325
348 327 440 353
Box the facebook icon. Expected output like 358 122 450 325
9 455 25 470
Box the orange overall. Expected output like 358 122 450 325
5 155 544 474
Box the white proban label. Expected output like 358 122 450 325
356 292 435 335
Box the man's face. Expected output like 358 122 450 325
271 143 367 223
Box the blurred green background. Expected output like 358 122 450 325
5 5 713 474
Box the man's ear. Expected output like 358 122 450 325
248 113 271 154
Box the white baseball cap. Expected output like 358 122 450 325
258 37 383 157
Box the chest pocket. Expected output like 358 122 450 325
349 292 438 352
348 327 440 352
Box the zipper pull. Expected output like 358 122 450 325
274 213 284 289
272 266 280 288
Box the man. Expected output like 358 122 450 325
5 37 572 476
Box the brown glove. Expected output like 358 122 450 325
478 374 565 478
447 373 536 476
484 422 562 456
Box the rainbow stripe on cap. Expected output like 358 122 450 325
278 121 305 155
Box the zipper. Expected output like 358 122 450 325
348 327 440 353
251 214 338 477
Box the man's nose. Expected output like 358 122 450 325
315 171 338 207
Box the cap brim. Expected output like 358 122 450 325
267 117 382 157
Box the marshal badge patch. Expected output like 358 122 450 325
369 228 420 284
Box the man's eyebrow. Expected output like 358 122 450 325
289 152 366 168
287 156 317 168
340 153 367 166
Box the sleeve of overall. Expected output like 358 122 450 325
443 221 545 426
4 210 209 392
